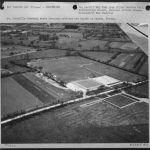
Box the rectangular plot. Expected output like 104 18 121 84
29 56 100 83
1 77 42 118
81 51 117 62
104 95 137 108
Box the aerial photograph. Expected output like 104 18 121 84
0 23 149 143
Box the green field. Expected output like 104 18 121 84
1 77 42 119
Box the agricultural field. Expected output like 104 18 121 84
85 60 146 82
12 74 59 104
1 49 68 68
56 34 108 51
78 40 108 50
81 51 118 62
125 83 149 98
109 52 148 76
110 53 143 69
2 93 149 143
57 37 79 50
28 55 147 84
109 41 138 51
103 94 137 108
1 45 36 58
28 56 102 83
23 72 79 102
138 58 148 76
27 49 68 60
1 23 149 144
1 77 42 119
56 32 83 38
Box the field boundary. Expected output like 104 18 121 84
103 94 139 109
78 52 148 78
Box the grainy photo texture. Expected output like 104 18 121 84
1 23 149 143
